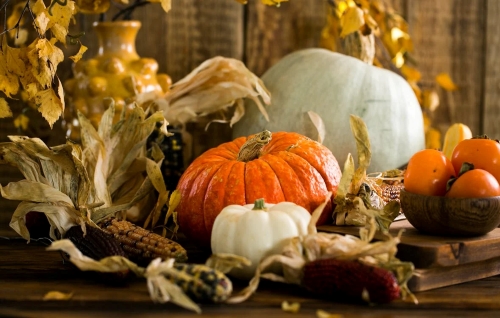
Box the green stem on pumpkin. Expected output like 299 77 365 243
237 130 272 162
252 198 266 210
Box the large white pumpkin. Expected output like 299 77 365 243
232 48 425 172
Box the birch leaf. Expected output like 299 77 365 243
47 0 77 44
69 43 88 63
261 0 288 5
0 45 20 98
148 0 172 12
436 73 458 91
340 6 365 38
0 98 13 118
14 114 30 130
35 86 65 128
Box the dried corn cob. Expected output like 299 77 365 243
99 217 188 265
302 258 400 304
64 225 130 282
65 225 127 260
166 263 233 303
378 181 404 204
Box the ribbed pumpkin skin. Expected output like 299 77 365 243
176 132 342 248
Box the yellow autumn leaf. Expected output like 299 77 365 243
261 0 288 6
43 291 73 301
281 301 300 313
0 61 19 98
28 38 64 88
24 83 39 101
13 28 29 46
35 84 65 128
7 3 26 30
316 309 344 318
69 43 88 63
75 0 111 14
0 98 13 118
425 127 442 150
436 73 458 91
340 6 365 38
33 0 50 34
148 0 172 12
400 65 421 83
4 40 26 77
14 114 30 130
48 0 77 44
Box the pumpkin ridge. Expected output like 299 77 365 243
244 158 285 204
275 150 329 215
179 161 225 246
260 153 311 212
203 160 244 238
286 139 341 193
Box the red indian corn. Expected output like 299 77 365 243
302 258 400 303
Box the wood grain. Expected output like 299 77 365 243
399 189 500 236
482 0 500 138
319 220 500 269
3 238 500 317
405 0 486 137
244 0 326 76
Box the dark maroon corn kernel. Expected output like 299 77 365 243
302 258 400 304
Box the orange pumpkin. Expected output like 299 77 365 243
176 130 342 247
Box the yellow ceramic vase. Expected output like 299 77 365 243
64 21 171 140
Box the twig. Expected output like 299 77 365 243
112 0 150 21
0 0 41 39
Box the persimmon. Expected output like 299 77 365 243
446 168 500 198
451 137 500 183
404 149 456 196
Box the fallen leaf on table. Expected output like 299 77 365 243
316 309 344 318
43 291 74 301
282 300 300 313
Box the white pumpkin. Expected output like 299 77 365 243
210 199 311 280
232 48 425 172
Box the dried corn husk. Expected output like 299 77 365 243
332 115 401 231
0 101 175 239
154 56 270 128
47 239 211 313
0 138 89 240
224 193 416 304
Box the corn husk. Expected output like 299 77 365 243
0 100 175 239
154 56 270 128
0 138 89 240
332 115 400 231
225 193 416 304
46 240 201 313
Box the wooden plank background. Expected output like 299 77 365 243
1 0 499 221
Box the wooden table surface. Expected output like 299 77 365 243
2 225 500 318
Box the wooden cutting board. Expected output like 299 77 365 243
318 220 500 292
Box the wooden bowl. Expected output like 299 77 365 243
399 189 500 237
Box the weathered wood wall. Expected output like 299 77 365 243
1 0 499 221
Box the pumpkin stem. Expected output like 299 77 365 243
237 130 272 162
252 198 266 210
342 31 375 65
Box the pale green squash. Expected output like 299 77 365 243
232 48 425 172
